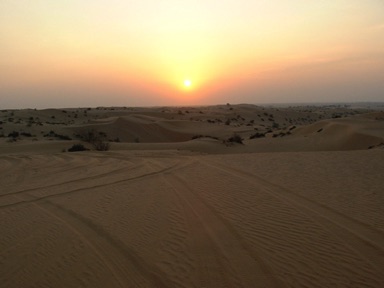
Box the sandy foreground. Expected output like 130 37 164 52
1 104 384 287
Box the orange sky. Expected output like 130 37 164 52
1 1 384 108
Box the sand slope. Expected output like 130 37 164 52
1 150 384 287
1 104 384 287
1 105 384 154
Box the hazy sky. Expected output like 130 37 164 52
1 1 384 108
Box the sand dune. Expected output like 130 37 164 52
291 112 384 150
1 150 384 287
1 104 384 287
1 104 384 154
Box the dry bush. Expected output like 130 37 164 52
77 128 110 151
68 144 88 152
227 133 243 144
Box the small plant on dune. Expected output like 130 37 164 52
272 122 279 129
8 131 19 138
192 135 219 140
78 128 110 151
93 140 110 151
227 133 243 144
78 129 98 143
44 130 72 140
68 143 88 152
249 132 265 139
20 132 33 137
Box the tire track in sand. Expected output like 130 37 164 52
203 160 384 280
0 159 186 209
0 156 144 197
33 200 174 288
162 175 239 288
163 169 285 288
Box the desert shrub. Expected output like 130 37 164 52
78 129 110 151
44 130 54 137
273 132 287 138
93 140 110 151
56 134 72 140
79 129 99 143
8 131 19 138
227 134 243 144
192 135 219 140
249 132 265 139
20 132 32 137
44 130 72 140
68 144 88 152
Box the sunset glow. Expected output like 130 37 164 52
0 1 383 108
184 80 192 88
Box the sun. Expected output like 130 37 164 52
184 79 192 87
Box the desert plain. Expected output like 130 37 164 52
1 103 384 287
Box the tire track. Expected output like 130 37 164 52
203 159 384 279
163 171 285 288
0 156 32 192
0 155 94 195
29 202 127 288
33 200 173 288
0 162 146 207
0 158 192 209
0 163 145 198
161 176 236 288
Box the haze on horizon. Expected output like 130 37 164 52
1 0 384 109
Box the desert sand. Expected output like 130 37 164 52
1 104 384 287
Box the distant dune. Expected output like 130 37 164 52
1 104 383 153
1 104 384 287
